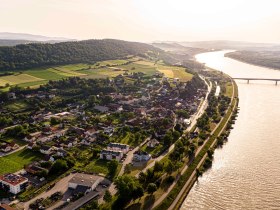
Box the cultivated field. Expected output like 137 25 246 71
0 74 43 86
157 65 193 82
0 57 193 91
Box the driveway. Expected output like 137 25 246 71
21 173 75 210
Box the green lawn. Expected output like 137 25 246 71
225 82 233 97
0 149 43 175
83 159 109 175
141 144 163 156
4 100 29 112
26 68 67 80
55 64 90 71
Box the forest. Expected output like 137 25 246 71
0 39 164 71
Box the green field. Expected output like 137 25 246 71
0 58 193 91
4 100 29 112
0 149 43 175
119 62 158 76
26 68 67 80
0 73 43 86
225 82 233 97
157 65 193 82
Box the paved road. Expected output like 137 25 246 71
21 173 75 210
105 75 211 204
166 79 236 210
107 137 150 197
119 137 150 176
62 190 100 210
150 77 213 208
136 76 212 177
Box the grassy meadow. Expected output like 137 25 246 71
0 149 43 175
0 57 193 91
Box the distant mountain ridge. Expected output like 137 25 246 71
0 32 75 42
0 32 76 46
152 42 209 56
158 40 280 51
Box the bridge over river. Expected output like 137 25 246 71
233 78 280 85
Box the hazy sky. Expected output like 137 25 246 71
1 0 280 43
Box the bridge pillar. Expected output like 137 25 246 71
247 80 249 84
276 81 278 86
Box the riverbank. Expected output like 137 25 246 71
225 51 280 71
153 73 239 210
170 78 238 210
186 50 280 209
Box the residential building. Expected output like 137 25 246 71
94 105 109 113
147 139 160 148
0 174 28 194
40 145 52 155
0 204 15 210
68 173 103 194
133 150 151 162
100 149 123 161
1 144 11 153
107 143 129 154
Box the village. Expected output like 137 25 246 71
0 69 207 209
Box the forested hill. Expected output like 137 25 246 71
225 51 280 70
0 39 163 71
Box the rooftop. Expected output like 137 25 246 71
0 204 15 210
0 173 28 186
108 142 129 149
101 149 123 156
69 173 102 188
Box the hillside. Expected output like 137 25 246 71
152 42 208 56
225 51 280 70
0 39 166 71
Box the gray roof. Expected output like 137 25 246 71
101 149 122 156
108 143 129 149
69 173 102 188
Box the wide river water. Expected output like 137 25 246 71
181 50 280 210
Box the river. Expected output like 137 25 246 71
181 50 280 210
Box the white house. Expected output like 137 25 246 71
7 92 16 100
104 127 114 136
40 145 52 155
68 173 103 193
133 150 151 162
0 173 28 194
107 143 129 154
100 149 123 161
147 139 160 148
1 144 11 153
56 149 67 157
85 128 99 137
81 139 91 146
173 78 180 85
27 142 36 150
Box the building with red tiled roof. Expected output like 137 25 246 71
0 173 28 194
